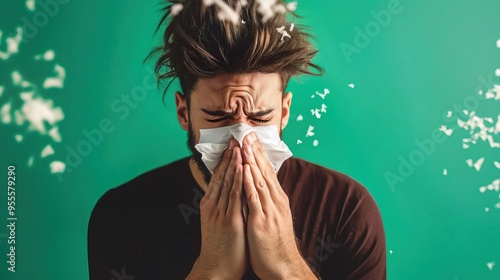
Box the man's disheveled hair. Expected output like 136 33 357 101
144 0 324 104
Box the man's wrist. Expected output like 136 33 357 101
186 257 231 280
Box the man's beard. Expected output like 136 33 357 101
187 121 283 186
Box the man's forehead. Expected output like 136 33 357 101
194 72 282 92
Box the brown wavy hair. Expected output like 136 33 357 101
144 0 323 104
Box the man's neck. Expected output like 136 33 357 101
188 157 208 193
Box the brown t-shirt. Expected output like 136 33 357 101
88 157 386 279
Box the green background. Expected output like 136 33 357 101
1 0 499 279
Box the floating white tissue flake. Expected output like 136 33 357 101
12 71 34 88
19 91 64 134
306 125 315 137
315 88 330 99
455 110 500 148
446 111 452 118
313 139 319 146
48 126 62 142
485 207 490 212
480 179 500 193
15 134 23 142
289 23 295 31
241 19 246 24
296 114 303 121
287 1 298 11
494 161 500 169
1 101 12 124
484 84 500 100
497 39 500 48
496 69 500 77
26 0 35 11
49 161 66 173
43 64 66 89
14 110 24 125
0 27 23 60
203 0 242 24
41 144 55 158
348 83 355 88
0 85 4 97
35 50 55 61
495 203 500 209
310 94 315 98
389 250 393 254
276 26 291 42
311 108 321 119
28 156 34 167
487 261 495 270
297 139 302 144
320 104 327 113
439 125 454 136
463 109 469 115
442 169 447 175
466 157 485 171
171 3 184 16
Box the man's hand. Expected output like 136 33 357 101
187 138 248 280
241 132 317 280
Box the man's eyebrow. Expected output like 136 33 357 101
201 108 274 117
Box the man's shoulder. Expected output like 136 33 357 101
90 157 191 215
281 157 367 191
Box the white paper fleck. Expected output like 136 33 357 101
497 39 500 48
15 134 23 142
306 125 315 137
348 83 355 88
315 88 330 99
286 1 298 11
28 156 34 167
313 139 319 146
446 111 452 118
276 26 291 42
494 161 500 169
0 27 23 60
48 126 62 142
495 203 500 209
487 261 495 270
26 0 35 11
1 101 12 124
466 157 485 171
43 64 66 89
439 125 454 136
35 50 55 61
389 250 393 254
49 161 66 174
41 144 55 158
0 85 4 97
296 114 303 121
442 169 447 175
297 139 302 144
289 23 295 31
171 3 184 16
485 207 490 212
496 68 500 77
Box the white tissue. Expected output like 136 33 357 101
194 123 293 174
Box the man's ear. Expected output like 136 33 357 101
281 92 293 130
175 92 189 131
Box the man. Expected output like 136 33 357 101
88 0 386 279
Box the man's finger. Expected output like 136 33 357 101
217 146 239 212
243 164 264 217
206 139 236 202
